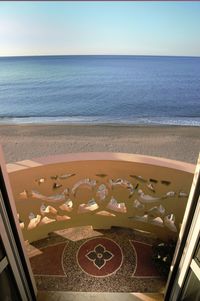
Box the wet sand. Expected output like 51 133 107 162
0 124 199 164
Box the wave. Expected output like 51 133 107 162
0 116 200 126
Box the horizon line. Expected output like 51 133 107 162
0 54 200 58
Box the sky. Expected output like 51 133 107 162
0 1 200 57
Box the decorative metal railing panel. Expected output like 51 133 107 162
8 156 194 243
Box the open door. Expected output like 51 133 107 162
0 147 37 301
165 154 200 300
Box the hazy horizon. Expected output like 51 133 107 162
1 54 200 58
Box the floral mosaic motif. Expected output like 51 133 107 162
86 244 113 269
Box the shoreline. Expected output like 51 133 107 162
1 122 200 128
1 120 200 128
0 124 200 164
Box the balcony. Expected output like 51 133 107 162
7 152 195 299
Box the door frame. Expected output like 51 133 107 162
0 147 37 300
165 153 200 300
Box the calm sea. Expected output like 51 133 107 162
0 55 200 126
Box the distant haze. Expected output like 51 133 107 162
0 2 200 57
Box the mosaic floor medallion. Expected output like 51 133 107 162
29 228 165 292
76 237 123 277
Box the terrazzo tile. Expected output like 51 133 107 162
28 227 166 293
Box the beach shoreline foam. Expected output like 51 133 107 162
0 124 199 164
0 116 200 127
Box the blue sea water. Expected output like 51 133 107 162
0 55 200 126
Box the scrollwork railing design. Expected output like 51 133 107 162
8 156 193 243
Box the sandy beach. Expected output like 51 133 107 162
0 124 199 164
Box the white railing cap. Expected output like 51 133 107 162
7 152 195 174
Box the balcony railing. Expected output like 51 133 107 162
7 153 195 243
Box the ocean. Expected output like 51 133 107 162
0 55 200 126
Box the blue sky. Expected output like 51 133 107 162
0 2 200 56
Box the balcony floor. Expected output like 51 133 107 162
27 227 166 293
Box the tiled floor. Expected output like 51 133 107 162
28 227 166 293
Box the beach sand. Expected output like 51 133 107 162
0 124 199 164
